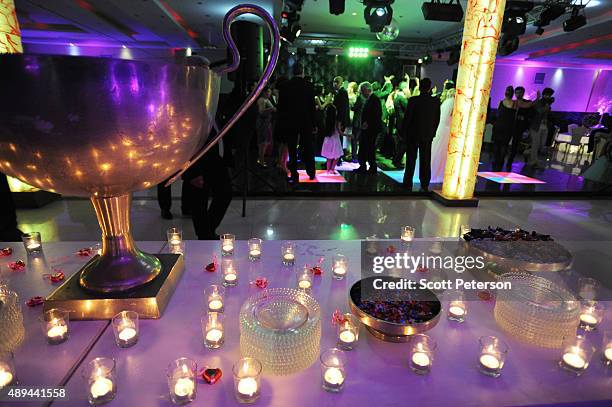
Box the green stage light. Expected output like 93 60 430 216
348 47 369 58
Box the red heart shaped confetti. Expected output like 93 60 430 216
77 247 92 256
44 271 65 283
386 245 397 254
200 367 222 384
332 309 348 326
205 262 216 272
0 247 12 256
26 296 44 307
416 266 429 273
252 277 268 289
311 266 322 276
8 260 25 271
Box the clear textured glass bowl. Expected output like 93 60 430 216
240 288 321 375
494 273 579 348
0 288 25 352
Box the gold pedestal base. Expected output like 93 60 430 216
44 253 184 320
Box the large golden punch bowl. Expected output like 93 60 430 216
0 54 216 197
0 4 279 295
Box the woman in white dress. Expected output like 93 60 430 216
430 88 455 183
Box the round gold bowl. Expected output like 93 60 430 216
349 277 441 343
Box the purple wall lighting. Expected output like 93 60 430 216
490 63 608 113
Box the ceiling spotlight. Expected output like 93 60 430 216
122 44 127 49
422 0 463 22
69 43 75 47
535 4 566 28
280 9 302 43
563 6 587 32
498 34 520 56
418 58 423 64
348 47 369 58
329 0 345 15
364 1 394 32
502 1 534 37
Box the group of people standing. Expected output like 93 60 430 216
256 63 457 191
492 86 556 170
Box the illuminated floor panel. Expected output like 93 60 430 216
298 170 346 183
477 172 546 184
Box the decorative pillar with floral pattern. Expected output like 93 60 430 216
0 0 22 54
441 0 507 200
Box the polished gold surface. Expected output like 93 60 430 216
44 254 184 320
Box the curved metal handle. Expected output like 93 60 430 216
166 4 280 186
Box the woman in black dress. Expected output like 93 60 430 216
492 86 517 171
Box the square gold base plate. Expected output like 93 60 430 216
43 253 184 320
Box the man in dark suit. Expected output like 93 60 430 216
400 78 440 191
355 82 382 174
277 63 316 182
333 76 350 161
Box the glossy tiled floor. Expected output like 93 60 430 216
15 197 612 242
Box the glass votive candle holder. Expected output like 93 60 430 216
233 357 262 404
578 277 599 301
167 227 182 246
0 351 16 389
205 285 225 313
446 290 467 323
559 334 595 376
221 234 235 256
478 336 508 378
83 357 116 405
332 254 348 280
202 312 224 349
41 308 70 345
320 348 346 393
222 258 238 287
602 330 612 366
579 300 605 331
409 334 437 375
401 226 415 244
248 238 262 261
111 311 139 348
296 265 313 291
167 358 197 405
459 224 471 238
429 240 443 254
337 314 359 351
22 231 42 254
281 241 296 266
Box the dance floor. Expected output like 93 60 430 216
210 150 610 198
477 172 546 184
297 170 346 183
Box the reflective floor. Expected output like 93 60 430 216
16 197 612 242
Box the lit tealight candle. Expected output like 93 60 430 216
0 368 14 388
174 377 195 398
47 323 68 340
283 253 295 261
249 249 261 257
323 367 345 386
90 376 113 399
27 243 41 251
209 299 223 311
339 330 355 345
206 328 223 343
412 352 431 367
562 351 586 370
225 273 237 283
118 326 137 342
604 347 612 363
298 279 311 290
237 377 258 397
479 354 500 370
449 305 465 317
222 243 234 253
580 313 597 325
333 267 346 277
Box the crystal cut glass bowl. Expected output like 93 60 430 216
240 288 321 375
494 273 579 348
